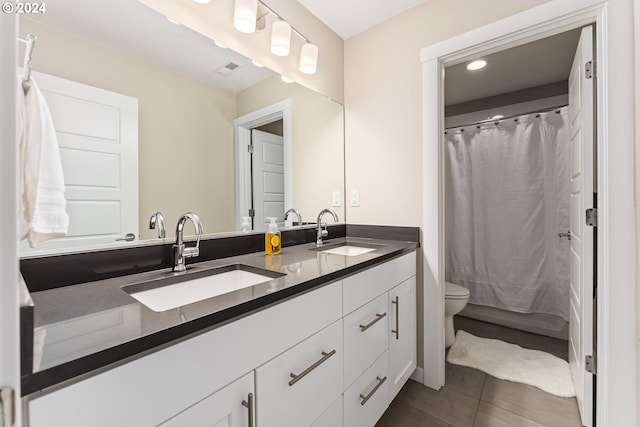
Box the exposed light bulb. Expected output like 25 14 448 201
234 0 258 34
271 20 291 56
466 60 487 71
299 43 318 75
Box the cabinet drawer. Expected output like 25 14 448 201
344 352 390 427
256 320 343 427
310 396 343 427
343 252 416 314
343 293 388 388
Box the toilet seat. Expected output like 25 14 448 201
445 282 470 299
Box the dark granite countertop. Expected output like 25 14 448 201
22 236 418 396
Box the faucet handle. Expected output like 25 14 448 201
182 247 200 258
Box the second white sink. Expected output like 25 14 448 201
122 264 284 312
321 246 377 256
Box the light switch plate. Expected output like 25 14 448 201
350 189 360 207
332 191 341 207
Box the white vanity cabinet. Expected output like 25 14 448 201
159 372 254 427
26 249 417 427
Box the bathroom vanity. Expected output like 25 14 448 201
21 230 418 427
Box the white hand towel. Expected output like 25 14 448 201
18 77 69 246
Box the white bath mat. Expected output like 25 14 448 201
447 330 575 398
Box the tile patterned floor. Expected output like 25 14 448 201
376 316 584 427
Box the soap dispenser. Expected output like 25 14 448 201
265 217 281 255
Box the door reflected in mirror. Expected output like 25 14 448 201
18 0 344 255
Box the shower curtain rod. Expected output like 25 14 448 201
445 104 568 132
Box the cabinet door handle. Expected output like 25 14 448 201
359 376 387 406
241 392 254 427
359 312 387 332
391 296 400 340
289 349 336 386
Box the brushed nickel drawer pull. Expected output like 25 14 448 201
360 376 387 406
391 296 400 340
241 392 254 427
359 312 387 332
289 349 337 386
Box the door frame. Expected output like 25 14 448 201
0 12 21 425
420 1 637 426
234 99 292 231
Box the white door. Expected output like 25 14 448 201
21 71 138 253
251 129 284 231
159 372 254 427
568 25 594 427
388 276 417 398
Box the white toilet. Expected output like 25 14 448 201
445 282 470 347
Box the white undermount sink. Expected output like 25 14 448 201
122 264 284 312
321 246 377 256
311 242 386 257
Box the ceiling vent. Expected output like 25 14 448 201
215 62 240 75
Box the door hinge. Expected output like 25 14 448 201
248 209 255 218
586 208 598 227
585 60 596 79
247 144 254 153
585 354 597 374
0 386 15 427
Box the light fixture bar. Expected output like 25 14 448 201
256 0 312 44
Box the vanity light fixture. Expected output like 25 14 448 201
233 0 258 34
271 20 292 56
299 42 318 74
230 0 319 74
466 59 487 71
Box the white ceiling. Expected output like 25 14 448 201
445 29 581 106
296 0 428 39
23 0 273 93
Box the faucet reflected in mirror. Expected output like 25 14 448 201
149 211 166 239
284 208 303 228
172 213 203 273
316 209 339 247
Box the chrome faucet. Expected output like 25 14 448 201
172 212 203 272
284 208 303 227
316 208 339 247
149 211 166 239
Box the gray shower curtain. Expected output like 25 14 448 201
445 107 570 321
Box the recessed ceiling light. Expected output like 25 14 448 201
252 60 264 68
466 60 487 71
214 41 227 49
281 75 293 83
